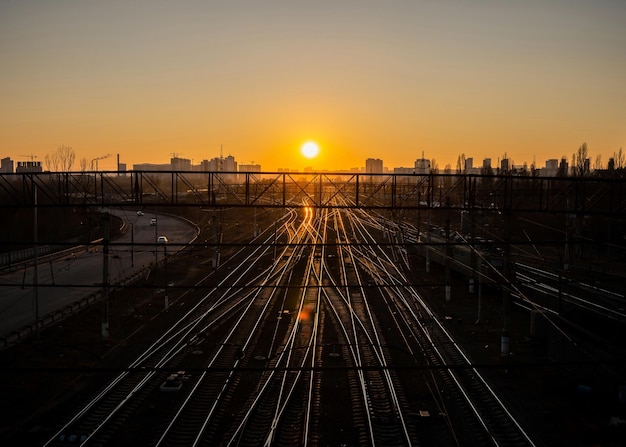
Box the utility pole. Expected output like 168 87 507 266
476 258 483 324
445 217 451 302
102 213 110 338
273 220 277 261
33 183 40 340
164 244 169 310
425 209 431 273
501 210 512 357
220 144 223 171
212 209 218 269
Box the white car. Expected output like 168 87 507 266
157 236 168 244
137 210 144 216
150 218 157 226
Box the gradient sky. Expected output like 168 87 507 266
1 0 625 171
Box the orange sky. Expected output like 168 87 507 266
1 1 625 172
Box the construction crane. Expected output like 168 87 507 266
19 154 38 162
90 154 111 171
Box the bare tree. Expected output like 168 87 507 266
456 153 466 173
45 145 76 172
573 142 589 176
79 157 88 172
613 147 624 169
44 154 54 171
593 154 602 171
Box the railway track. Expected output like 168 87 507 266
42 201 541 446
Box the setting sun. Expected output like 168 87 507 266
301 141 320 159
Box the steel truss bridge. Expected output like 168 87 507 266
0 170 624 216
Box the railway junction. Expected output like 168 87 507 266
1 171 625 446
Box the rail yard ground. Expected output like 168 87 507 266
1 207 625 446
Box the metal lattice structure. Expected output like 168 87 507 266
1 171 625 215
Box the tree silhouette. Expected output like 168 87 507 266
612 147 624 169
79 157 88 172
572 142 589 177
45 145 75 172
456 153 466 173
593 154 602 171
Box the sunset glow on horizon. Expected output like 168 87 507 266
1 1 624 172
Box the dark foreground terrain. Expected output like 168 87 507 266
1 223 625 446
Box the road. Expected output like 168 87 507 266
0 209 198 337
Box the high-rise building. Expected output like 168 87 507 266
546 159 558 170
222 155 237 172
500 158 510 172
171 156 192 171
1 157 14 173
558 158 569 176
365 158 383 174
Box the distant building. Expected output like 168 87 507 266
464 157 481 175
393 167 413 175
558 158 569 176
171 156 192 171
222 155 237 172
199 159 211 171
541 159 559 177
204 154 239 182
222 155 237 183
546 159 558 170
116 162 127 176
205 158 220 171
500 158 510 172
16 161 42 173
414 157 430 174
239 163 261 173
365 158 383 174
365 158 383 183
133 163 171 171
1 157 14 173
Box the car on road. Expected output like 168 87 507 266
150 218 157 225
137 210 144 216
157 236 168 244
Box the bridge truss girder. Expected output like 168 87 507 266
0 171 624 216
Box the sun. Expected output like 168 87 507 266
301 141 320 159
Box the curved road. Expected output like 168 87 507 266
0 209 198 338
